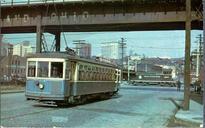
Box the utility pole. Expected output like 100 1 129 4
119 38 126 81
15 58 18 85
127 56 130 81
8 47 13 81
196 34 203 79
198 34 203 75
184 0 191 110
196 40 200 79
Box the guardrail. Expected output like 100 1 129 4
1 0 120 6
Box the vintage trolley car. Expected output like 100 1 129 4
25 52 121 105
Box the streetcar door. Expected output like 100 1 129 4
115 69 121 84
118 69 121 83
65 61 71 80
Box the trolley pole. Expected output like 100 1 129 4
184 0 191 110
121 38 124 81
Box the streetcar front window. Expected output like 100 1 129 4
28 61 36 77
51 62 63 78
37 62 49 77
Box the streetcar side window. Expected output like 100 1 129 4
51 62 63 78
78 64 83 81
65 62 71 80
37 62 49 77
28 61 36 77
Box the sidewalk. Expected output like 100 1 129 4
175 100 203 127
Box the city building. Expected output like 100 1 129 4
101 42 126 60
13 41 35 57
74 42 91 58
0 55 27 82
0 42 13 57
0 35 13 57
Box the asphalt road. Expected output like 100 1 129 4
1 85 183 127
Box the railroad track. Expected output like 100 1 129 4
0 104 62 121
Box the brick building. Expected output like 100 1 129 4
0 55 26 81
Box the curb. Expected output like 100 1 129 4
1 90 25 94
174 100 203 127
166 99 183 127
174 117 202 127
167 99 202 127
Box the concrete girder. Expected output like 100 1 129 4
1 11 202 34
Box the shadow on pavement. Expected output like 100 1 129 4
121 86 180 92
32 94 122 108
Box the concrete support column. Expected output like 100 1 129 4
0 35 2 56
55 32 61 52
184 0 191 110
36 15 42 53
203 1 205 127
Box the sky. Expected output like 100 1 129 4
2 30 203 58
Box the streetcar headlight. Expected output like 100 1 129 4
39 83 44 89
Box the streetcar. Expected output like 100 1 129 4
25 52 121 105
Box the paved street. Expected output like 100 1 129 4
1 85 183 127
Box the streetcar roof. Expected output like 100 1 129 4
27 52 119 68
27 52 73 59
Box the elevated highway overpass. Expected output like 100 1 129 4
1 0 203 52
1 0 203 34
0 0 203 55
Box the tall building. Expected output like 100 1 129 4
101 42 126 60
13 41 35 57
74 42 91 58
